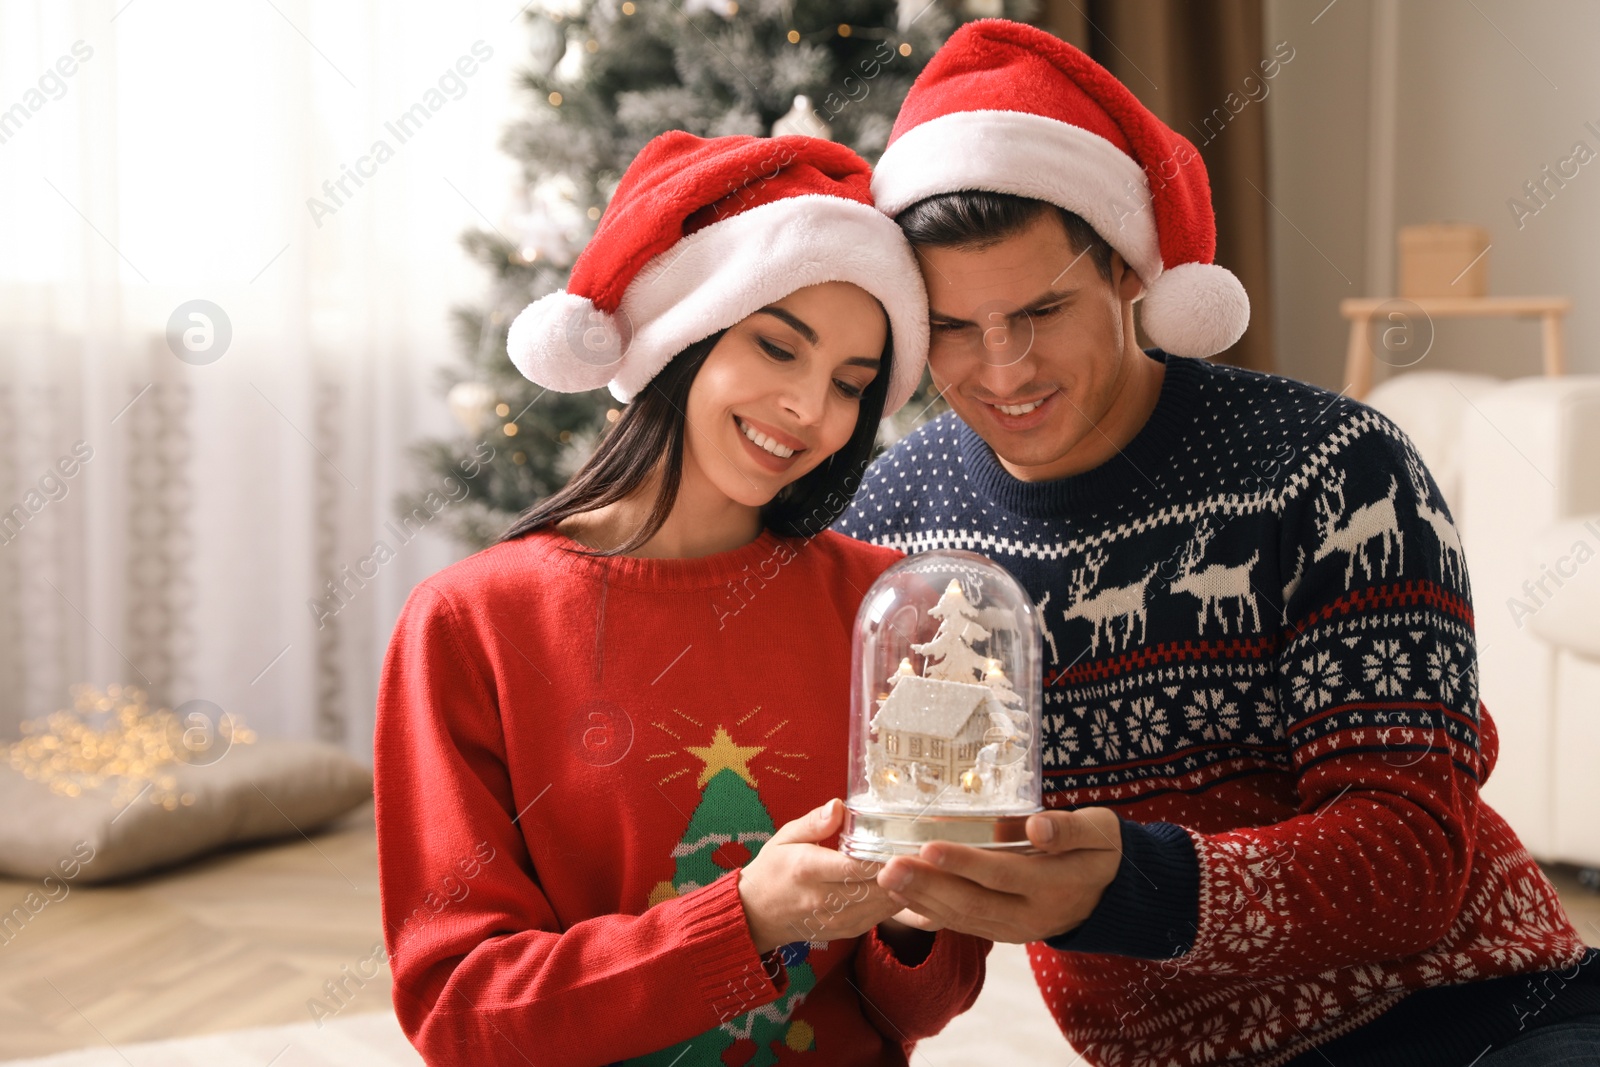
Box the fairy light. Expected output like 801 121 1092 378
7 684 255 808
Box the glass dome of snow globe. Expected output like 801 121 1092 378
840 549 1043 862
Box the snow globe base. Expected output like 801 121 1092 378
840 805 1043 862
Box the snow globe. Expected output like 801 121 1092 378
840 550 1043 862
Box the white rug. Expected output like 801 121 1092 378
3 944 1072 1065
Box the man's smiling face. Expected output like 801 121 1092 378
915 208 1149 483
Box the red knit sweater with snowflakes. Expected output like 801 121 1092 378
374 527 987 1067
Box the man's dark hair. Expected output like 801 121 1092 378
895 191 1114 283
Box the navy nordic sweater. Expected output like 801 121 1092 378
836 351 1599 1066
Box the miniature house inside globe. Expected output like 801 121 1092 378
841 549 1043 862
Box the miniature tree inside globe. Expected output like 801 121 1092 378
841 550 1043 862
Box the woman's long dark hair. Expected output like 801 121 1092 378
498 322 895 555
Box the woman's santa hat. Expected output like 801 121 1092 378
507 132 928 414
871 19 1250 359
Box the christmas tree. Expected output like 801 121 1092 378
408 0 1038 548
641 726 820 1065
983 657 1021 708
911 579 991 683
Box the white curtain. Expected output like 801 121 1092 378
0 0 529 761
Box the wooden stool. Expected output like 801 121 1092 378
1339 296 1570 400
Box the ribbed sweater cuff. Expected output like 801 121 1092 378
684 869 784 1021
860 923 956 973
1042 819 1199 959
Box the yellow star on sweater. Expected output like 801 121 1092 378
687 726 764 788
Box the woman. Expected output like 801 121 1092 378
374 132 987 1067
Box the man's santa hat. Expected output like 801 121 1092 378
871 19 1250 359
507 132 928 414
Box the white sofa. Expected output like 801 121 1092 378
1367 372 1600 870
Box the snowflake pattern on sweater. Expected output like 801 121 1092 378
835 353 1590 1066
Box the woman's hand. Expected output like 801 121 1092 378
737 799 900 953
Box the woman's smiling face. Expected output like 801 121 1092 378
683 281 888 508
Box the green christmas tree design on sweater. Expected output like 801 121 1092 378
629 724 818 1067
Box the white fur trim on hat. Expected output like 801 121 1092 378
1139 262 1250 358
871 110 1162 285
507 290 629 393
606 194 929 415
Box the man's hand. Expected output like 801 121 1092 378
875 807 1123 943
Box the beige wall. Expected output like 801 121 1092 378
1265 0 1600 388
1264 0 1374 388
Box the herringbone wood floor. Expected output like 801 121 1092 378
2 802 1597 1062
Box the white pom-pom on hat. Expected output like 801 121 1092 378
506 290 627 394
1139 262 1251 359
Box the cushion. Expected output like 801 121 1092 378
0 739 373 883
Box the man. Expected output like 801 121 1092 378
836 19 1600 1065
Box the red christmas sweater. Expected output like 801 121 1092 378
374 526 988 1067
